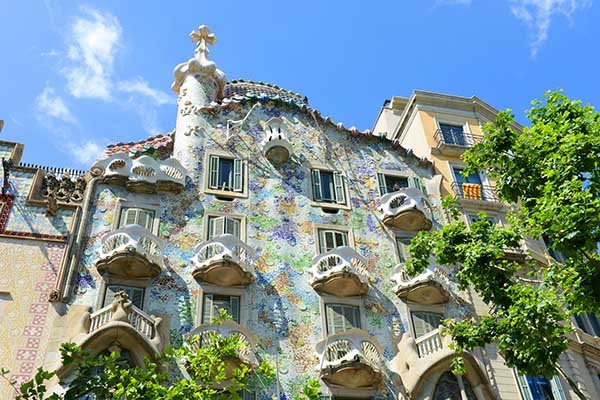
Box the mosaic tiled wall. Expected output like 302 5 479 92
69 99 464 398
0 239 64 398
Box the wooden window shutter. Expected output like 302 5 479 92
138 209 155 231
326 304 345 335
311 169 322 201
333 171 345 204
224 217 241 238
377 173 387 196
208 216 225 240
209 155 219 189
233 158 243 192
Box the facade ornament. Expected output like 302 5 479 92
172 25 227 98
110 291 132 322
42 172 86 204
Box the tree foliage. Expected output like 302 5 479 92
406 91 600 399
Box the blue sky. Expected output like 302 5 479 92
0 0 598 168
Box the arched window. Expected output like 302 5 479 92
433 371 478 400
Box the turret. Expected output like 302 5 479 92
171 25 227 175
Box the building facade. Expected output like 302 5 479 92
0 25 598 400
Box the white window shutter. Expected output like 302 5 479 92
516 374 533 400
321 231 335 253
551 376 566 400
229 218 241 239
230 296 240 323
377 173 387 196
139 209 154 230
311 169 322 201
335 231 348 247
209 156 219 189
326 304 345 335
233 159 243 192
209 217 225 240
202 294 214 324
333 171 345 204
125 208 138 226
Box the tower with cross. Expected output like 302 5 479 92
172 25 228 174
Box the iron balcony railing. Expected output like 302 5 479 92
434 129 482 148
451 182 500 202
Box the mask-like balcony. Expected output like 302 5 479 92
391 266 450 305
379 188 433 231
187 320 257 375
86 291 166 354
262 117 293 164
309 246 369 297
315 329 384 389
91 152 187 194
97 224 164 279
191 234 256 287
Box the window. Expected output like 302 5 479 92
208 155 244 193
325 303 361 335
207 215 241 240
452 167 487 200
542 236 563 262
377 173 427 196
411 311 442 338
468 214 497 226
396 236 412 264
118 207 155 230
202 294 240 324
318 229 348 254
516 375 566 400
433 371 477 400
311 169 346 204
103 285 144 309
439 123 467 146
574 313 600 337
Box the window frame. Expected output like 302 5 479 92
201 293 241 324
96 275 151 312
203 149 249 199
515 372 566 400
434 117 471 146
406 303 446 341
197 285 246 327
203 212 246 242
319 294 366 340
308 163 351 210
314 224 355 255
573 313 600 337
102 284 146 310
376 169 426 197
395 234 414 264
113 199 160 235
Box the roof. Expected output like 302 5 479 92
105 133 174 159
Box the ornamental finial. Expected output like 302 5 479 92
190 25 216 63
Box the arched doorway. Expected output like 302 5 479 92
433 370 478 400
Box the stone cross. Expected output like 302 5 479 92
190 25 216 61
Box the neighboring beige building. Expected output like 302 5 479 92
373 91 600 400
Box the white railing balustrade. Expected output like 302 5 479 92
98 224 164 268
191 234 256 274
316 329 383 372
310 246 369 286
187 320 257 366
379 188 433 231
92 152 187 192
88 291 157 340
415 328 443 358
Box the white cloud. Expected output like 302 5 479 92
66 140 105 164
117 77 173 105
63 7 121 100
36 86 77 123
510 0 591 56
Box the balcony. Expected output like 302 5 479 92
379 188 433 231
91 152 187 194
309 246 369 297
391 266 450 305
315 329 384 389
191 234 256 287
97 224 164 278
187 320 257 375
451 182 501 206
262 117 293 164
433 129 482 156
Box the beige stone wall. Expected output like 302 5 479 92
0 238 64 399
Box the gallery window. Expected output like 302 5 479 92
118 207 155 230
206 215 241 240
317 229 349 254
411 311 443 338
311 169 346 204
103 285 145 309
208 155 244 193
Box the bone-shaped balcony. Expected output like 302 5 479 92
262 117 292 164
315 329 383 389
309 246 369 297
187 320 257 375
191 234 256 287
391 266 450 305
97 224 164 279
379 188 433 231
91 152 187 194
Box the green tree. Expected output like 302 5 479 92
1 310 276 400
406 91 600 400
